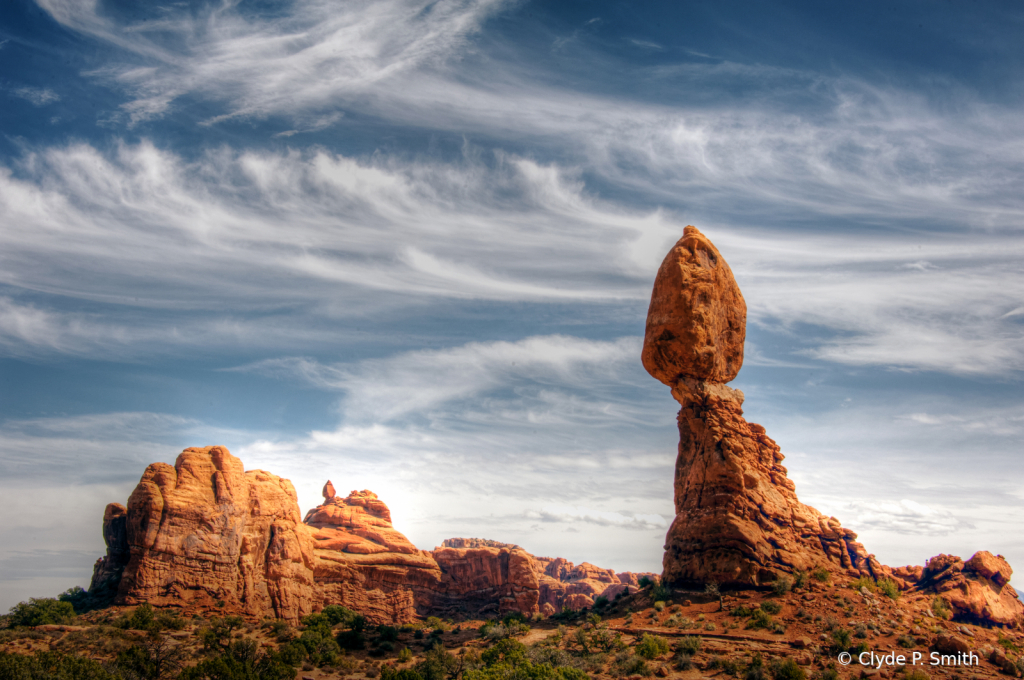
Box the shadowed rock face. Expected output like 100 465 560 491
644 228 875 588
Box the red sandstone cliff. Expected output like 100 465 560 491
91 450 655 623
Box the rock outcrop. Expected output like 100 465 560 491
644 227 877 588
642 226 1023 628
898 552 1024 626
112 446 319 622
93 452 653 623
87 503 129 604
304 489 442 623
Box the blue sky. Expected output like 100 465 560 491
1 0 1023 610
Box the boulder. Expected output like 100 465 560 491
918 552 1023 627
642 226 746 385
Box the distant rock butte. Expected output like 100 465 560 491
641 226 1022 627
90 447 655 623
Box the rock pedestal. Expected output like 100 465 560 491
644 227 882 588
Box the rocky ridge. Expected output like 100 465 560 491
89 448 655 623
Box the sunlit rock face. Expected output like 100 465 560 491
114 446 319 622
92 451 658 623
643 227 882 588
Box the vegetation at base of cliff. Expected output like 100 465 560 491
6 598 76 627
0 650 117 680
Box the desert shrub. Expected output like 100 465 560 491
931 596 952 620
772 576 793 596
593 596 609 610
378 626 400 643
730 605 754 617
793 571 808 589
398 647 414 663
769 657 806 680
479 620 530 640
425 616 449 632
814 669 839 680
0 650 116 679
760 601 782 615
299 625 341 666
57 586 92 614
850 577 876 593
612 651 650 677
897 634 915 648
676 636 701 655
811 567 830 583
7 598 76 627
746 609 773 630
414 629 425 640
653 601 665 612
113 636 189 680
829 628 852 654
709 656 742 677
903 671 930 680
336 628 366 651
704 622 716 631
745 653 768 680
635 634 670 660
854 624 868 639
180 638 299 680
675 652 693 671
638 576 653 589
651 585 671 602
878 579 900 600
822 615 839 630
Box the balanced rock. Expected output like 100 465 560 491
322 480 336 501
644 228 883 587
642 226 746 385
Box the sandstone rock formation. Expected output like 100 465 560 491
112 446 319 622
642 225 746 385
642 226 1023 628
92 453 653 623
304 489 442 623
87 503 129 604
897 552 1024 626
644 227 877 588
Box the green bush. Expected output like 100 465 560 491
593 596 609 609
57 586 92 614
811 567 830 583
180 638 298 680
7 598 75 627
877 579 900 600
0 650 115 679
653 601 665 612
792 571 808 589
676 636 701 655
336 628 366 650
612 651 650 678
769 658 805 680
398 647 414 663
849 577 876 593
760 601 782 615
635 634 670 660
378 625 400 642
651 585 671 602
772 576 793 596
299 625 341 666
746 609 773 630
638 576 653 589
830 628 851 653
931 596 952 620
